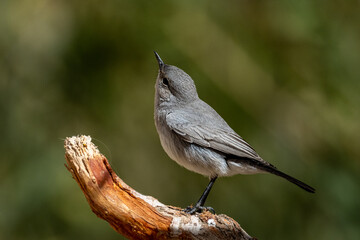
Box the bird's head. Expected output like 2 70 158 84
154 52 198 108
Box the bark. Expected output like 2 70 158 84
64 135 255 240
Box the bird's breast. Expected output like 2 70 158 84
155 117 184 162
155 116 229 177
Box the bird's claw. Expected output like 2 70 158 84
183 205 215 214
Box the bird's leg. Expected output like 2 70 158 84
184 176 217 214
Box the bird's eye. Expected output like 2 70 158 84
162 78 169 86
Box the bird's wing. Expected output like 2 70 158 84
166 112 261 160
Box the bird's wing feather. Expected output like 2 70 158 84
166 112 261 160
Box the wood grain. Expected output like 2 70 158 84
64 135 255 240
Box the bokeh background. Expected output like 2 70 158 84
1 0 359 239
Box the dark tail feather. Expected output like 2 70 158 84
267 167 315 193
227 156 315 193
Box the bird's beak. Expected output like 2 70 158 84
154 51 164 71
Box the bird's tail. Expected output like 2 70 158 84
265 167 315 193
228 156 315 193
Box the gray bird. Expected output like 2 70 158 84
153 52 315 214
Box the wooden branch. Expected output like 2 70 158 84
64 135 255 240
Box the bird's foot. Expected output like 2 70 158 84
183 205 215 215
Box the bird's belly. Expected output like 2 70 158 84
158 128 228 178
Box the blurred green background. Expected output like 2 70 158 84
1 0 359 239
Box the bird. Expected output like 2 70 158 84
153 51 315 214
